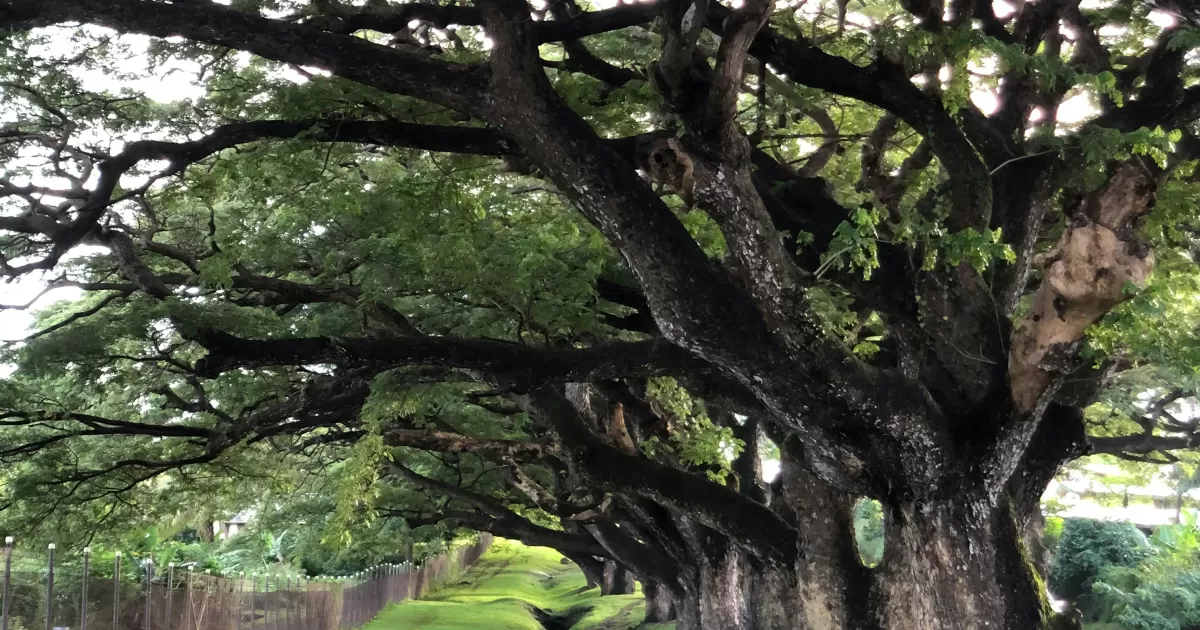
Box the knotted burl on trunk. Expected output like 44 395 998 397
1009 163 1156 412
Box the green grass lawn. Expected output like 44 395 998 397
362 539 677 630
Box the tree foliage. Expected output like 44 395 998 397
1090 514 1200 630
1049 518 1148 605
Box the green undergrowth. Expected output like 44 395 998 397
362 539 677 630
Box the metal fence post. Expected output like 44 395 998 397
45 543 55 630
80 548 89 630
112 552 122 630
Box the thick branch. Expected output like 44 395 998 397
520 386 799 567
716 5 998 227
193 329 708 385
389 463 608 558
4 0 489 113
385 429 548 459
314 2 659 44
1089 433 1199 457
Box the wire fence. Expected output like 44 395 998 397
0 534 492 630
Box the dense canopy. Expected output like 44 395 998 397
0 0 1199 628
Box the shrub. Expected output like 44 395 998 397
1049 518 1148 607
1089 515 1200 630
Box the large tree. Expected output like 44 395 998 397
1 0 1199 627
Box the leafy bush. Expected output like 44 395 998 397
1049 518 1148 606
1089 514 1200 630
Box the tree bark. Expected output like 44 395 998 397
729 416 767 503
658 498 1061 630
601 559 635 595
1024 508 1052 579
595 436 1078 630
642 579 677 623
198 518 214 542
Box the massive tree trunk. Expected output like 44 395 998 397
649 472 1059 630
520 380 1090 630
620 446 1061 630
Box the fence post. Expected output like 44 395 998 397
165 563 174 630
185 567 193 630
250 574 257 630
204 570 212 630
1 537 11 630
45 544 55 630
112 552 121 630
144 560 154 630
266 574 274 630
347 575 354 629
235 573 243 630
344 575 351 630
80 548 89 630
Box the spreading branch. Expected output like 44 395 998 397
193 329 708 384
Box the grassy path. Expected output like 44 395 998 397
363 540 676 630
